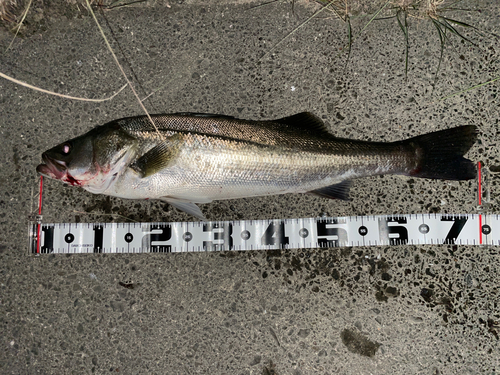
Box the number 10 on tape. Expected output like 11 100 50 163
29 214 499 254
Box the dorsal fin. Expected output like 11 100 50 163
172 112 237 120
273 112 333 137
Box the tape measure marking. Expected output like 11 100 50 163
29 214 499 254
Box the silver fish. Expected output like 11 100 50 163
36 112 477 219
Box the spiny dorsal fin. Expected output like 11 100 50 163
308 180 351 201
273 112 333 137
172 112 237 120
131 134 182 178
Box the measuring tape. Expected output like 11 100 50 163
29 163 495 254
29 213 498 254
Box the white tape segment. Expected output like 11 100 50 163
29 214 497 254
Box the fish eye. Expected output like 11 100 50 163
62 143 71 155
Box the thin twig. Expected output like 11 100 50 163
0 71 128 102
6 0 33 51
104 0 147 10
437 76 500 102
99 8 152 105
85 0 159 134
334 1 391 60
396 9 409 78
248 0 281 10
258 1 336 62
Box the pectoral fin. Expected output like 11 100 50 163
160 197 207 221
308 180 351 201
131 134 181 178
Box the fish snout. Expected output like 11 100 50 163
36 153 68 180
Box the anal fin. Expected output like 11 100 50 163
308 180 351 201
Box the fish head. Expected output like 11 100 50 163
36 135 94 187
37 123 137 192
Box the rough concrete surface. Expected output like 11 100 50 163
1 0 499 373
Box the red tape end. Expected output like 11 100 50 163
36 176 43 254
478 162 482 245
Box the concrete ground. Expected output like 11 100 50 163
1 0 499 373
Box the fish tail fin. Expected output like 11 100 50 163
400 125 477 180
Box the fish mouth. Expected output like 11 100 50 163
36 154 82 186
36 153 68 180
36 153 81 186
